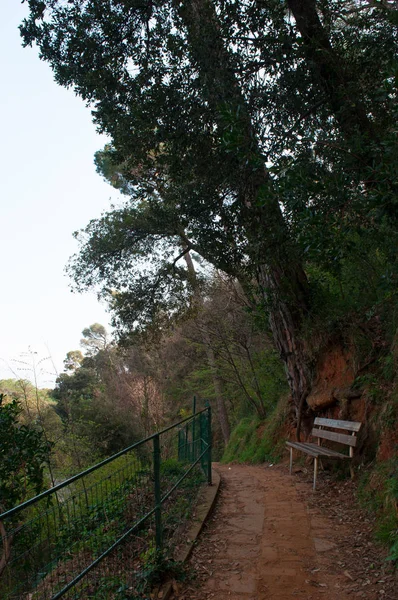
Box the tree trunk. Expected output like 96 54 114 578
258 263 311 438
179 0 313 438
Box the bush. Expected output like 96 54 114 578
358 457 398 563
0 394 51 510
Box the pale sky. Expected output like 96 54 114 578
0 1 121 386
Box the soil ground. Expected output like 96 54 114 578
172 463 397 600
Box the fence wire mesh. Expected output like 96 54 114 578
0 407 211 599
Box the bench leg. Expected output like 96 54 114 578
289 447 293 475
313 457 318 491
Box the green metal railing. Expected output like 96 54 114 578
0 404 212 599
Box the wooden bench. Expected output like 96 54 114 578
286 417 362 490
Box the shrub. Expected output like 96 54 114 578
0 394 51 510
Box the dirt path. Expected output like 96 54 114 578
173 464 395 600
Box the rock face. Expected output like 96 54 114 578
307 347 356 410
378 423 398 461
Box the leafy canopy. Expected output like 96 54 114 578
20 1 398 336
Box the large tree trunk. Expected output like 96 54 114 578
258 263 311 438
179 0 313 438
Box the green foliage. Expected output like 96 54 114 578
0 394 51 510
64 350 84 372
387 536 398 563
221 417 258 463
54 468 141 560
80 323 109 356
20 1 398 312
187 335 287 422
0 378 58 423
16 0 398 566
54 367 98 416
1 418 206 599
222 395 289 464
52 324 145 465
380 387 398 431
20 1 398 444
379 353 396 383
134 552 186 596
160 458 184 478
358 457 398 562
236 349 288 418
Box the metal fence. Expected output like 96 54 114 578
0 405 212 599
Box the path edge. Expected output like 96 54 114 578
161 467 221 600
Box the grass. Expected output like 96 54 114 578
222 395 289 464
358 457 398 563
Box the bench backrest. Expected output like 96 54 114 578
311 418 362 456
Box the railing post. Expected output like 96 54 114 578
184 424 189 461
199 412 204 472
178 428 183 461
153 434 162 552
206 404 212 485
192 395 196 461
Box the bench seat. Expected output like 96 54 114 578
286 441 351 460
287 417 361 490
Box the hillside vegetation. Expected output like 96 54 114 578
4 0 396 562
